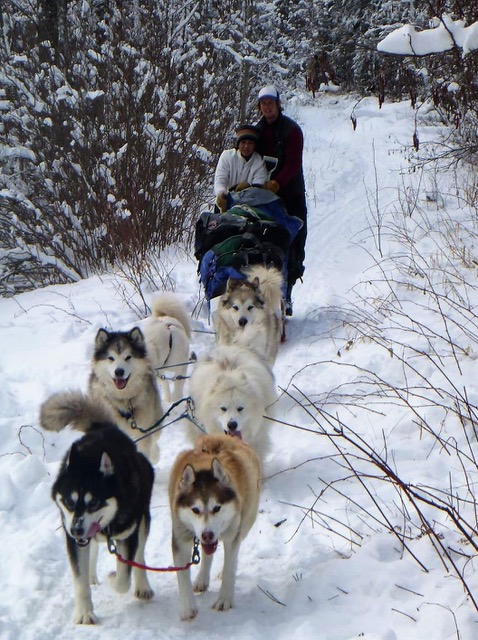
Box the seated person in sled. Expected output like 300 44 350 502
197 120 303 308
214 124 268 213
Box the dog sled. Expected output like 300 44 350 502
194 186 303 307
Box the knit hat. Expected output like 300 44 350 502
235 124 259 144
258 85 280 101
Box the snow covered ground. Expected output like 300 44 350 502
1 91 477 640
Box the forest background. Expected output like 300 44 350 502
1 0 478 296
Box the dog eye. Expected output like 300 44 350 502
191 507 201 515
87 498 101 511
108 356 115 362
125 355 132 361
62 496 76 510
220 406 227 412
247 305 254 311
232 305 239 311
237 406 244 412
212 505 221 514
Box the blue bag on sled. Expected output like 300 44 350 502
195 187 302 303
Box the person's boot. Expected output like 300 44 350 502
285 283 293 316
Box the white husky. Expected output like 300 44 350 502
142 291 192 403
169 434 261 620
189 344 277 459
214 265 284 364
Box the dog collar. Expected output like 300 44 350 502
118 407 134 420
116 400 136 427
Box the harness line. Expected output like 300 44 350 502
153 355 197 382
128 396 205 442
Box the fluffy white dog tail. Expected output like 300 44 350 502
149 292 192 338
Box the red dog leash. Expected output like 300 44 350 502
107 536 200 572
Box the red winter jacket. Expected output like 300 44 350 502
257 113 305 196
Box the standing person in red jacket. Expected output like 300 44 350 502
256 85 307 316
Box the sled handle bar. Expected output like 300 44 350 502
263 155 278 179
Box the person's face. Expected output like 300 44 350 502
259 98 280 123
238 139 256 159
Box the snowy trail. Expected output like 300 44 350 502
2 93 476 640
299 99 416 299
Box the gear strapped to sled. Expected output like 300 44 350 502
195 187 302 303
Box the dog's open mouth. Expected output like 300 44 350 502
76 537 91 547
114 377 129 390
201 540 218 555
74 522 102 547
225 429 243 440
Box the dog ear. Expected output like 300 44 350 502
211 458 231 487
129 327 145 346
179 464 195 490
100 452 115 476
250 277 260 290
95 328 110 347
226 278 241 292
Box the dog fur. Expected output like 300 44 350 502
169 434 261 620
40 390 155 624
214 265 284 364
141 291 192 403
189 344 277 459
88 326 162 464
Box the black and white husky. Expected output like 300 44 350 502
40 391 155 625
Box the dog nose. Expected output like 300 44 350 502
238 317 248 327
115 367 125 377
201 531 215 544
227 419 238 431
71 518 85 537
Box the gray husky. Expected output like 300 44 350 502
215 265 284 364
40 390 155 624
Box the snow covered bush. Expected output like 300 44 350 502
0 0 242 293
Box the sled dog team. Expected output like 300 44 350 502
39 265 284 624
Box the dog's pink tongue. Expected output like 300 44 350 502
230 430 242 440
201 541 218 556
87 522 102 538
115 378 127 390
